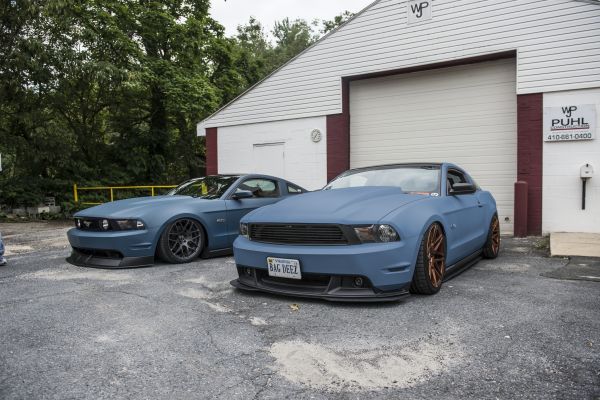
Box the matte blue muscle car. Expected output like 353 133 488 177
232 163 500 301
67 175 306 268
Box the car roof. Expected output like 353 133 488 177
344 162 445 173
188 174 305 188
204 175 242 178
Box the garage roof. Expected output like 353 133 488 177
197 0 600 134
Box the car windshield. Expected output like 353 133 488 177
167 176 238 199
324 165 440 194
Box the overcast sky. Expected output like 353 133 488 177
209 0 374 37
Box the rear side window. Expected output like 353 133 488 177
238 179 280 198
287 184 304 194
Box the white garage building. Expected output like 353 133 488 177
198 0 600 236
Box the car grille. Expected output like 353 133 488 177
248 223 349 245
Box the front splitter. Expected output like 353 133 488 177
230 279 409 303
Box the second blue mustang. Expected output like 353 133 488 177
67 175 306 268
232 163 500 301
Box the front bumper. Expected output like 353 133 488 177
232 271 409 302
232 236 419 301
67 248 154 268
66 227 158 268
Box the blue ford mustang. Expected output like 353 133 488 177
232 163 500 302
67 175 306 268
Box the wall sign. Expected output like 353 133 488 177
543 104 596 142
407 0 432 24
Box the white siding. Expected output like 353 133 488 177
217 117 328 190
543 88 600 234
350 59 517 233
198 0 600 131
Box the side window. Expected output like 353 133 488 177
287 183 304 195
238 179 279 198
447 169 468 194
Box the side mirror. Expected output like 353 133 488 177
232 190 254 200
449 182 476 195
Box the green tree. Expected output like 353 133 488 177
322 11 355 34
234 17 273 85
271 18 319 68
0 0 232 207
0 1 354 210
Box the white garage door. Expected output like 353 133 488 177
350 59 517 234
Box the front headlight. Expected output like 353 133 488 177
377 224 399 242
353 224 399 243
113 219 145 230
240 222 249 238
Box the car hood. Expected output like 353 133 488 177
74 196 212 219
244 187 427 224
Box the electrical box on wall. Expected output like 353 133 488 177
580 164 594 180
580 163 594 210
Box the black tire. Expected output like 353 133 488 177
482 214 500 259
157 218 204 264
410 223 446 295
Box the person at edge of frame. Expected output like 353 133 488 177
0 231 7 266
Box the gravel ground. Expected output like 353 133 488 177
0 222 598 400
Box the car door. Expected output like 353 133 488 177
443 168 485 263
224 178 283 245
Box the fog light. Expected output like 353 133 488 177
354 277 364 287
245 268 253 276
101 219 110 230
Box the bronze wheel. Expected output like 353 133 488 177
483 214 500 259
426 223 446 288
491 217 500 254
410 223 446 295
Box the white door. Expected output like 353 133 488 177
252 143 285 178
349 59 517 234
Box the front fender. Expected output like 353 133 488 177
380 197 449 241
152 212 227 252
379 197 449 274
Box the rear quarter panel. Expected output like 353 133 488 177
477 190 498 226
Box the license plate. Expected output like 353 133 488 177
267 257 302 280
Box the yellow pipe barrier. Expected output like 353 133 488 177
73 184 177 205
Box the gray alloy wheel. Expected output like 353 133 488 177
157 218 204 264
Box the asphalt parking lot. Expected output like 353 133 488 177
0 222 598 399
